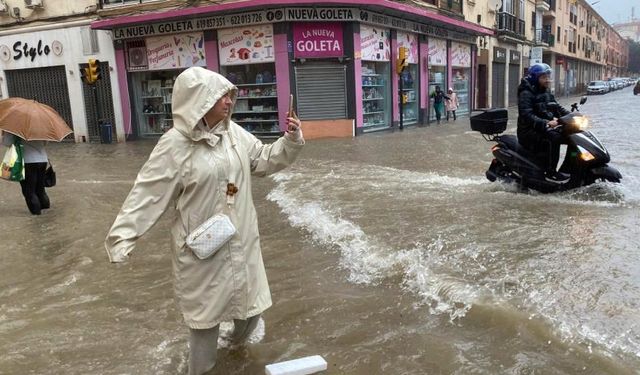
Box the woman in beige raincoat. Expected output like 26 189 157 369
104 66 304 374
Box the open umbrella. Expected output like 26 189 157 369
0 97 73 142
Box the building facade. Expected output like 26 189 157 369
614 20 640 43
0 0 125 142
91 0 492 140
466 0 630 105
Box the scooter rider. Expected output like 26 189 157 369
517 63 571 183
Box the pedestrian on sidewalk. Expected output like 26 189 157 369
104 67 304 375
430 86 449 124
445 88 459 121
2 132 50 215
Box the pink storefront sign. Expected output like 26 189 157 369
293 22 344 58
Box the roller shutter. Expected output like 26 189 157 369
5 66 74 140
294 62 347 120
492 62 506 108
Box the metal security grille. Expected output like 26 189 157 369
5 66 74 140
294 62 347 120
492 62 506 108
508 64 520 107
80 61 116 142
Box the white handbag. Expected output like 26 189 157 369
186 214 236 259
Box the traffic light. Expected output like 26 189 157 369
83 59 101 84
396 46 409 75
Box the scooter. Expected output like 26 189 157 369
470 97 622 193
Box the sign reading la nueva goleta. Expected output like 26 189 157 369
113 7 476 43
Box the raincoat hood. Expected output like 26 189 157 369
171 67 237 142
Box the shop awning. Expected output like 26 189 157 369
92 0 494 41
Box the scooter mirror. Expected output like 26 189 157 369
580 96 587 105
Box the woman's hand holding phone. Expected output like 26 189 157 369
285 94 303 142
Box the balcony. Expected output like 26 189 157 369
536 0 550 11
496 12 526 40
543 0 556 18
535 29 555 47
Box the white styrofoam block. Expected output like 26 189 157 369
265 355 328 375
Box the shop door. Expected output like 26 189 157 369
5 66 74 140
294 62 347 120
508 64 520 107
80 61 117 143
477 64 488 108
491 62 506 108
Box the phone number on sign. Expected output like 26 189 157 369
229 13 264 26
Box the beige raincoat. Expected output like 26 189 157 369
105 67 303 329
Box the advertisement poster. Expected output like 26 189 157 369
293 22 344 58
218 25 274 66
396 31 418 64
451 42 471 67
360 25 390 61
146 32 206 70
428 38 447 66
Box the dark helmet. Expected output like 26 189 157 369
526 63 552 86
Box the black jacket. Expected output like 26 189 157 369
517 78 570 149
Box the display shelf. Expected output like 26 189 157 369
364 111 385 115
143 112 167 115
363 98 385 101
234 110 278 114
362 74 381 77
362 84 385 87
141 96 163 99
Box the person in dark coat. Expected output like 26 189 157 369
517 63 571 182
430 86 450 124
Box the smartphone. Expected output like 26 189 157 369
288 94 294 116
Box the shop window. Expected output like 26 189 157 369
428 38 448 121
362 62 391 129
397 32 419 126
131 71 178 136
220 63 279 137
360 25 391 131
218 25 278 138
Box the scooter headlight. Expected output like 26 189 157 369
574 116 589 130
577 145 595 161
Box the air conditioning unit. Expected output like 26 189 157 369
25 0 43 9
128 47 148 68
0 1 8 13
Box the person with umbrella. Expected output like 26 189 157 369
0 98 72 215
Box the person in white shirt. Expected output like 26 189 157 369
2 132 49 215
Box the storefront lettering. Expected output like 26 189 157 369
287 8 354 21
12 40 50 62
115 25 156 39
157 21 194 34
219 35 243 49
296 40 341 52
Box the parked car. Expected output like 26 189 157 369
634 80 640 95
587 80 609 95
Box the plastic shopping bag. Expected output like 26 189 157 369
1 139 25 181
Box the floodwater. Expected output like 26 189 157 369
1 86 639 374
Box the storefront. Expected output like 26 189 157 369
450 42 471 115
508 49 521 107
359 25 391 132
396 31 419 126
0 24 123 142
428 38 448 121
94 4 491 139
492 47 507 108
